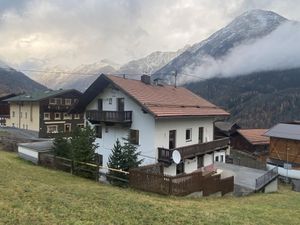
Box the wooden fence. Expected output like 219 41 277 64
129 164 234 197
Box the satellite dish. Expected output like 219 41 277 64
172 150 181 164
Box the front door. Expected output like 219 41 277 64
117 98 124 111
169 130 176 149
98 99 103 111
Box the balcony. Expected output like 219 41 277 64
158 137 229 164
86 110 132 125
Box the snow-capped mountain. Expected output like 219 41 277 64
33 47 188 91
153 9 288 82
32 59 119 91
117 45 189 77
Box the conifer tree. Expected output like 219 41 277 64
52 133 71 158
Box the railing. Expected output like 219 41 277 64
86 110 132 123
255 167 278 190
158 138 229 164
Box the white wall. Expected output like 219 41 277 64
86 85 156 168
267 164 300 180
154 117 214 151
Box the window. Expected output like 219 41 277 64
95 125 102 138
20 112 22 118
63 113 72 120
129 129 139 145
186 128 192 142
220 155 224 163
12 111 15 117
65 99 72 105
215 156 219 162
56 98 62 105
77 124 84 129
44 113 50 120
49 98 62 105
54 113 61 120
47 125 58 133
25 112 27 119
64 123 71 132
198 127 204 143
49 98 56 104
176 162 184 175
74 114 80 119
108 98 112 105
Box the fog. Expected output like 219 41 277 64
183 21 300 81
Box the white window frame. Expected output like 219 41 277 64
63 113 72 120
44 113 50 120
12 111 15 117
64 123 72 133
54 113 61 120
49 98 56 105
74 114 80 119
186 128 192 142
65 99 72 105
47 125 58 134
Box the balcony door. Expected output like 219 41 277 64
98 99 103 111
117 98 124 111
169 130 176 149
198 127 204 143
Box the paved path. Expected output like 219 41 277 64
214 162 266 190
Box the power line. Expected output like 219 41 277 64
0 66 208 80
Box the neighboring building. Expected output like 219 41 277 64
231 129 270 162
265 123 300 179
74 74 230 176
6 90 84 138
214 121 240 139
0 94 17 126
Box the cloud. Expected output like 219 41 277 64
183 21 300 81
0 0 300 71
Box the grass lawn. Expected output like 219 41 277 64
0 151 299 225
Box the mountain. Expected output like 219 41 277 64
0 66 47 96
32 59 118 91
186 68 300 128
117 46 189 76
32 47 188 91
153 10 287 82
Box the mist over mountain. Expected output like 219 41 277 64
186 68 300 128
153 10 292 83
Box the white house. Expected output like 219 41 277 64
74 74 230 176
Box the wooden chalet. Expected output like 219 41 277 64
265 123 300 179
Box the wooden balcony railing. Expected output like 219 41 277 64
158 138 229 164
86 110 132 124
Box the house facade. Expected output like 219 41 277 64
6 89 84 138
231 129 270 162
265 123 300 179
0 94 16 126
74 74 230 176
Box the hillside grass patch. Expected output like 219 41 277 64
0 150 299 225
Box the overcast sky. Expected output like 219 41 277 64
0 0 299 70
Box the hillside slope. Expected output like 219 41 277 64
0 67 47 95
186 68 300 128
1 151 300 225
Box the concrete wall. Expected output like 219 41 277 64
7 102 40 131
267 164 300 180
18 146 39 164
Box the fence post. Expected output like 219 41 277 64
168 177 172 195
71 160 74 175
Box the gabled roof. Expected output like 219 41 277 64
215 121 240 132
73 74 229 118
6 89 81 102
237 129 270 145
264 123 300 141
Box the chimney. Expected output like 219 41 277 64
141 74 151 85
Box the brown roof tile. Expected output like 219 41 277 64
237 129 270 145
106 75 229 118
